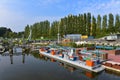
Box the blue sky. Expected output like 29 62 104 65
0 0 120 32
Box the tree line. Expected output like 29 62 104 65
0 27 24 38
1 13 119 39
24 13 120 39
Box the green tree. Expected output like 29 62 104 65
115 14 120 33
24 25 30 38
92 16 96 37
96 15 101 35
102 15 107 35
50 21 59 38
86 13 91 36
83 13 87 35
0 27 12 38
108 13 114 33
78 14 84 34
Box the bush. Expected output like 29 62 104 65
70 42 77 48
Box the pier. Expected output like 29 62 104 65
39 50 105 73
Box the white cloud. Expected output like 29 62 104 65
96 0 120 10
33 16 62 22
3 0 120 32
75 0 120 16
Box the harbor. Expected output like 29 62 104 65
39 45 106 73
1 0 120 79
0 37 120 74
32 42 120 74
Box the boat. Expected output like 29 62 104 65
0 45 5 53
39 47 105 73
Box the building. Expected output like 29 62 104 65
81 35 88 40
64 34 81 42
105 33 120 41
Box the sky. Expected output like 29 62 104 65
0 0 120 32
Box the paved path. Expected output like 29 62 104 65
108 54 120 63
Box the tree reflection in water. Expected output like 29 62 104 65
0 51 120 80
9 53 25 64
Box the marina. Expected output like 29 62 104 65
1 0 120 80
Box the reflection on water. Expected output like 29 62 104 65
39 53 99 79
10 54 13 64
59 62 76 72
22 53 25 64
38 53 120 80
8 53 25 64
50 58 56 62
0 51 120 80
105 69 120 77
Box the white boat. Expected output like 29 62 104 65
0 45 5 53
39 48 105 73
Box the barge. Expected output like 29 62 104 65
39 47 105 73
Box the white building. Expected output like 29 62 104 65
105 34 120 41
64 34 81 42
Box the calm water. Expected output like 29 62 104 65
0 52 120 80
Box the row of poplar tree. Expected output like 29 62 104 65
24 13 120 39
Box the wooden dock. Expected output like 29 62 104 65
103 61 120 73
103 65 120 72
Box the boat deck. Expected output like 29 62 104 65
40 52 105 73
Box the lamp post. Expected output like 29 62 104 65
57 33 60 44
64 25 66 37
57 21 60 44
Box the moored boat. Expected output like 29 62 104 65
39 46 105 73
0 45 5 53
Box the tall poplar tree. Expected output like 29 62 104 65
108 13 114 33
92 16 96 37
86 13 91 36
96 15 101 35
83 13 87 35
115 14 120 33
102 15 107 34
24 25 30 38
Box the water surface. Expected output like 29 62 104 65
0 52 120 80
